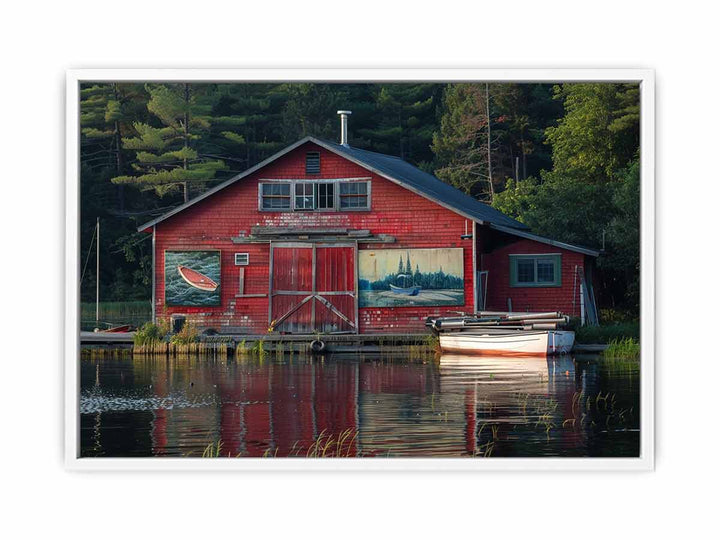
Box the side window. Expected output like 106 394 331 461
510 254 561 287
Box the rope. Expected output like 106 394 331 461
80 223 97 285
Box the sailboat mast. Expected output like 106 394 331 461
96 217 100 326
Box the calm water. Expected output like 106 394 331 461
80 353 639 458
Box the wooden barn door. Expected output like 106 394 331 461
270 242 357 334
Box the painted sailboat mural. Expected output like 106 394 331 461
389 273 421 296
359 248 464 307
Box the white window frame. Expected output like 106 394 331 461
258 178 371 212
258 182 291 210
234 252 249 266
294 182 316 210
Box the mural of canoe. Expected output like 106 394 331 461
177 265 218 292
389 274 421 295
389 283 421 295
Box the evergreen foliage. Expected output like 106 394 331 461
111 83 231 201
79 82 641 316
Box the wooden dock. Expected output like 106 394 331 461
80 331 607 354
81 331 135 345
80 331 434 352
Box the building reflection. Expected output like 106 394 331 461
81 351 637 458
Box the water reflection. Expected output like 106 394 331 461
80 353 639 458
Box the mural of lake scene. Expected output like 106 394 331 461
359 248 464 307
79 353 639 458
164 250 221 307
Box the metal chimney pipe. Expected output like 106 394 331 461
337 110 352 146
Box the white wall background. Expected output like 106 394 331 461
1 1 717 538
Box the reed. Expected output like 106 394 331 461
169 321 199 346
252 339 266 360
603 337 640 359
81 347 132 360
202 441 223 458
255 428 361 458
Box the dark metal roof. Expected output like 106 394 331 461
315 139 529 230
139 136 530 232
490 223 600 257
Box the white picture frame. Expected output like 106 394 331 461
65 68 654 471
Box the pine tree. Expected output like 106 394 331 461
357 84 441 164
80 83 149 210
432 83 496 200
397 255 404 275
207 83 290 172
405 252 412 275
111 83 232 202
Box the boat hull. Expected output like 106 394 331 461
439 330 574 357
389 284 420 295
177 265 218 292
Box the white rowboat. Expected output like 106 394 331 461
439 330 575 357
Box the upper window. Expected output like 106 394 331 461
260 183 290 210
295 182 315 210
305 152 320 174
316 182 335 209
339 181 369 209
259 180 369 212
510 254 561 287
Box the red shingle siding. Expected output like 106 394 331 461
481 238 586 316
154 142 475 333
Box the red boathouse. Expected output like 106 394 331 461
139 115 599 335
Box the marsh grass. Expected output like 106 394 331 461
169 321 199 345
603 337 640 359
81 347 132 360
473 389 634 457
252 339 266 360
202 428 361 458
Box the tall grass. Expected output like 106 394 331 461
133 320 169 347
603 337 640 359
169 321 199 345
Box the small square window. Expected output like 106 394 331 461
235 253 249 266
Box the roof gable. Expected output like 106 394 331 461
138 136 528 232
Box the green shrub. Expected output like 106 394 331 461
575 321 639 344
169 321 199 345
134 322 164 346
